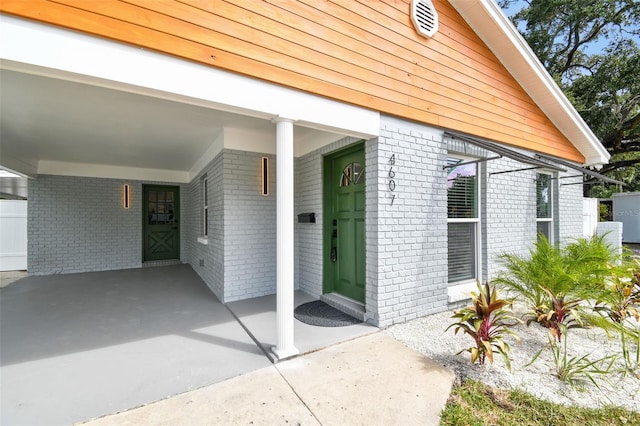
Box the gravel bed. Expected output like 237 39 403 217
385 303 640 412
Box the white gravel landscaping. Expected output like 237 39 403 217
385 303 640 412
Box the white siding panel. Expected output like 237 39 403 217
0 200 28 271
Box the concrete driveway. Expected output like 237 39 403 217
1 265 272 425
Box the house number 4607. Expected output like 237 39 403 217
388 153 396 205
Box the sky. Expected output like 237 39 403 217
497 0 638 55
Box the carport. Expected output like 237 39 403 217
1 15 380 370
0 265 374 425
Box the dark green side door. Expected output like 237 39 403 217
143 185 180 261
324 145 365 303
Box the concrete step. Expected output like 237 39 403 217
320 293 365 322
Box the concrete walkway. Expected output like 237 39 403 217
83 333 455 426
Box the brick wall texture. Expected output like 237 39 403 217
28 175 186 275
186 152 224 300
27 118 586 326
186 149 277 302
369 116 449 327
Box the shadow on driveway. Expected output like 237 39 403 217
1 265 271 425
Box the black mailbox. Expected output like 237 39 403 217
297 213 316 223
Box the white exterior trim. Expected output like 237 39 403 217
449 0 609 166
273 117 299 360
0 15 380 178
446 153 483 286
37 160 191 183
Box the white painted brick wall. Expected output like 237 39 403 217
371 116 449 327
28 175 186 275
186 153 224 301
28 132 585 323
222 149 277 302
558 171 584 244
483 157 538 279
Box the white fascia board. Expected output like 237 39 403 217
448 0 609 166
38 161 190 183
0 15 379 140
0 154 38 178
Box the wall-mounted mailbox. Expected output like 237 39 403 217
297 213 316 223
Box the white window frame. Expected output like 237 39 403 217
536 172 554 244
446 154 482 292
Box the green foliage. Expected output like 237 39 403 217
539 288 582 342
499 0 640 194
594 256 640 324
495 235 616 340
547 325 616 388
591 256 640 376
447 281 521 369
568 41 640 191
619 322 640 378
440 379 640 426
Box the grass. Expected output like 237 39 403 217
440 379 639 426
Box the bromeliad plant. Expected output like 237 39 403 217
447 281 521 370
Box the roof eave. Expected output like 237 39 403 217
448 0 610 166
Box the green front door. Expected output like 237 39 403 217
143 185 180 261
324 145 366 303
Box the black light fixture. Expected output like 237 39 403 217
123 184 131 208
261 157 269 196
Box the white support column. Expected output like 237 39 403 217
272 117 299 360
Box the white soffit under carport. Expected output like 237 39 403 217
0 15 379 181
449 0 609 166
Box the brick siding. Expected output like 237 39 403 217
27 126 586 324
28 175 187 275
370 116 449 327
185 153 224 300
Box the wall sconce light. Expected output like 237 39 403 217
123 184 131 208
261 157 269 196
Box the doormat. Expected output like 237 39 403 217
294 300 361 327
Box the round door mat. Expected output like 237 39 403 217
294 300 361 327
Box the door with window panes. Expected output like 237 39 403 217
324 146 366 303
143 185 180 261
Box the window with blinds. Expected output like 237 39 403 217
447 156 479 284
536 173 553 242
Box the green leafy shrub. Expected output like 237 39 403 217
495 235 616 341
591 256 640 376
594 257 640 324
447 281 521 369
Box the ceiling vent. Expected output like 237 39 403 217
411 0 438 38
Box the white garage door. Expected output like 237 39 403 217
0 200 27 271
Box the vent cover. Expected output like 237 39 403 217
411 0 438 38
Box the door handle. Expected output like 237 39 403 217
172 226 178 230
331 228 337 262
